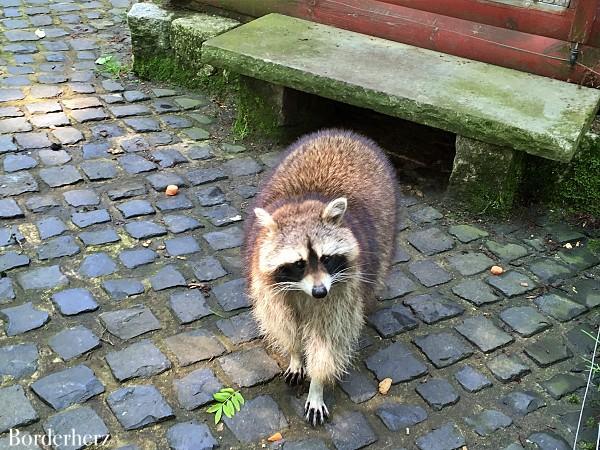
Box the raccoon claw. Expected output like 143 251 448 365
304 401 329 427
283 366 305 386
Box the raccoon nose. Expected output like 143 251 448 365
312 284 328 299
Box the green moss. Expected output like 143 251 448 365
232 76 283 140
132 54 231 97
449 137 523 217
461 171 521 217
589 239 600 255
132 53 283 140
522 131 600 218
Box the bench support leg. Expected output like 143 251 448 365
234 76 332 138
448 136 523 214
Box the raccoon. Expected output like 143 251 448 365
244 129 398 426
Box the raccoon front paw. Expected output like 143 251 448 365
283 365 305 386
304 400 329 427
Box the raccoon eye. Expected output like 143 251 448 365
321 254 348 275
294 260 306 269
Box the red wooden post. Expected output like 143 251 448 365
569 0 598 43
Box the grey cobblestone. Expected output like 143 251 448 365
499 390 546 417
106 339 171 381
218 347 279 387
224 395 287 443
174 368 222 411
1 301 49 335
455 317 513 353
49 326 100 361
165 329 226 366
99 305 161 340
31 364 104 410
413 332 472 368
454 365 492 392
0 385 38 433
415 378 460 410
0 343 38 379
107 385 173 430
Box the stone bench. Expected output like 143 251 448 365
201 13 600 212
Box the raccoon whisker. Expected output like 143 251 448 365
270 282 304 295
334 265 377 275
334 271 376 281
272 282 300 287
334 278 376 285
331 274 376 285
333 267 378 278
271 284 302 292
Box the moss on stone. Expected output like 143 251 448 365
131 52 280 140
127 2 174 58
522 130 600 218
171 13 239 73
132 54 232 97
232 76 284 140
448 136 523 216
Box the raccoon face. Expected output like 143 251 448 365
255 198 359 299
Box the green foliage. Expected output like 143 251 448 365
521 132 600 218
232 114 250 140
95 55 129 78
578 441 596 450
588 239 600 255
585 416 596 428
567 393 581 404
206 387 244 424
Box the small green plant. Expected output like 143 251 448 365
206 387 244 424
578 441 595 450
588 239 600 255
232 115 250 141
585 416 596 428
568 393 581 404
95 55 127 78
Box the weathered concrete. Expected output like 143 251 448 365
448 136 524 212
127 2 175 66
202 13 600 162
171 13 239 73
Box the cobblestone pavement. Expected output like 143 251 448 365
1 0 600 449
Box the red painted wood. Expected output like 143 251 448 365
569 0 598 43
182 0 600 85
379 0 574 41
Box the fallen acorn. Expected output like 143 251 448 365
379 377 392 395
165 184 179 196
267 432 283 442
490 265 503 275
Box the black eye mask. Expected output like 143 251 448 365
321 254 348 275
274 260 306 283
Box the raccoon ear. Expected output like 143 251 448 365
322 197 347 224
254 208 277 230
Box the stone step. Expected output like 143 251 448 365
202 13 600 162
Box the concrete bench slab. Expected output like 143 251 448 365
202 13 600 162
